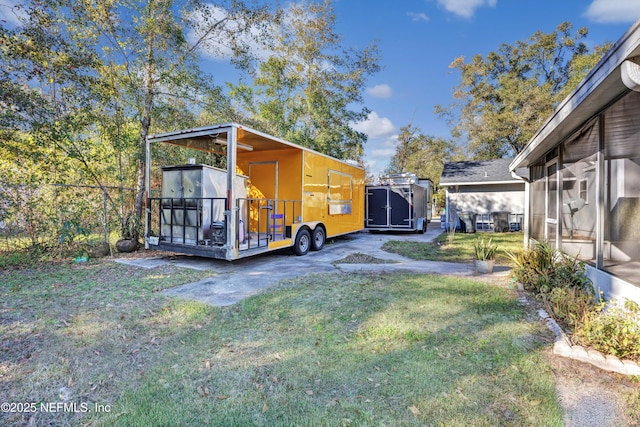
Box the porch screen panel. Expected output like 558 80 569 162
529 161 545 241
603 90 640 265
560 119 598 261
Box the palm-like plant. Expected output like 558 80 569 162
474 236 497 261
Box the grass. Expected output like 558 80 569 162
382 231 525 265
0 233 115 269
1 258 564 426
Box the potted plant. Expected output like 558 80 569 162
474 236 497 274
116 213 140 253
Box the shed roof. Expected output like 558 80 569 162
440 158 525 187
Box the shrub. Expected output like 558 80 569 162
542 286 596 330
574 300 640 361
507 240 596 329
506 241 557 294
507 241 592 294
474 236 497 260
0 250 35 269
120 213 141 240
506 241 640 361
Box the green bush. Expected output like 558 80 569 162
543 286 596 330
473 236 497 260
574 300 640 361
507 240 596 329
507 241 556 294
507 241 592 295
509 242 640 360
0 250 34 269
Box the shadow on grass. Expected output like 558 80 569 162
90 272 562 426
383 231 525 265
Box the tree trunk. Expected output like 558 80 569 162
133 39 156 240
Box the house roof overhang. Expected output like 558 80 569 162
510 19 640 171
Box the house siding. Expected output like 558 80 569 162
446 183 524 215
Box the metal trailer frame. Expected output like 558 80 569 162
364 173 433 233
144 123 365 260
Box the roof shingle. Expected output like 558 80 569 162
440 158 524 185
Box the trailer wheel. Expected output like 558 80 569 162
293 229 311 256
311 227 326 251
419 220 427 234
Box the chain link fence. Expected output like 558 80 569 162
0 182 135 255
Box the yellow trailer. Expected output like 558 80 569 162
144 123 365 260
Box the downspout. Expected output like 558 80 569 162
511 170 531 249
444 186 450 228
144 135 151 249
225 126 237 260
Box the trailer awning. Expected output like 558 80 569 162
147 123 364 169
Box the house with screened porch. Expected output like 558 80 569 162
510 20 640 305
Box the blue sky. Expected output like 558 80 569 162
2 0 639 177
330 0 640 177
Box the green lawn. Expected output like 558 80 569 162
1 259 563 426
382 231 525 265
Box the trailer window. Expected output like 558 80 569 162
328 170 353 214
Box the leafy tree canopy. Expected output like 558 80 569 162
1 0 276 239
228 0 380 160
437 21 611 159
385 123 460 187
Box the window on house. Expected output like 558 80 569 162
579 179 588 204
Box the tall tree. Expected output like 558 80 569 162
385 123 458 187
437 22 610 159
0 0 102 174
0 0 118 242
72 0 274 237
229 0 380 160
2 0 276 240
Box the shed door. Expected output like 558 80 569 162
367 188 389 227
389 187 412 227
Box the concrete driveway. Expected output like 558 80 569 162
115 221 489 306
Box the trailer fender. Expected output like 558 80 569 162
416 217 426 234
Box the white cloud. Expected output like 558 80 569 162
0 0 27 26
364 134 399 178
366 84 393 99
584 0 640 23
372 147 397 157
437 0 497 19
187 3 274 62
186 5 237 60
407 12 430 23
351 111 395 139
355 113 396 176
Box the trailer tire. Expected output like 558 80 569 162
311 226 326 251
293 229 311 256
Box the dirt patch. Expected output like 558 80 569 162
332 252 398 264
547 351 640 426
484 273 640 426
110 247 174 259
